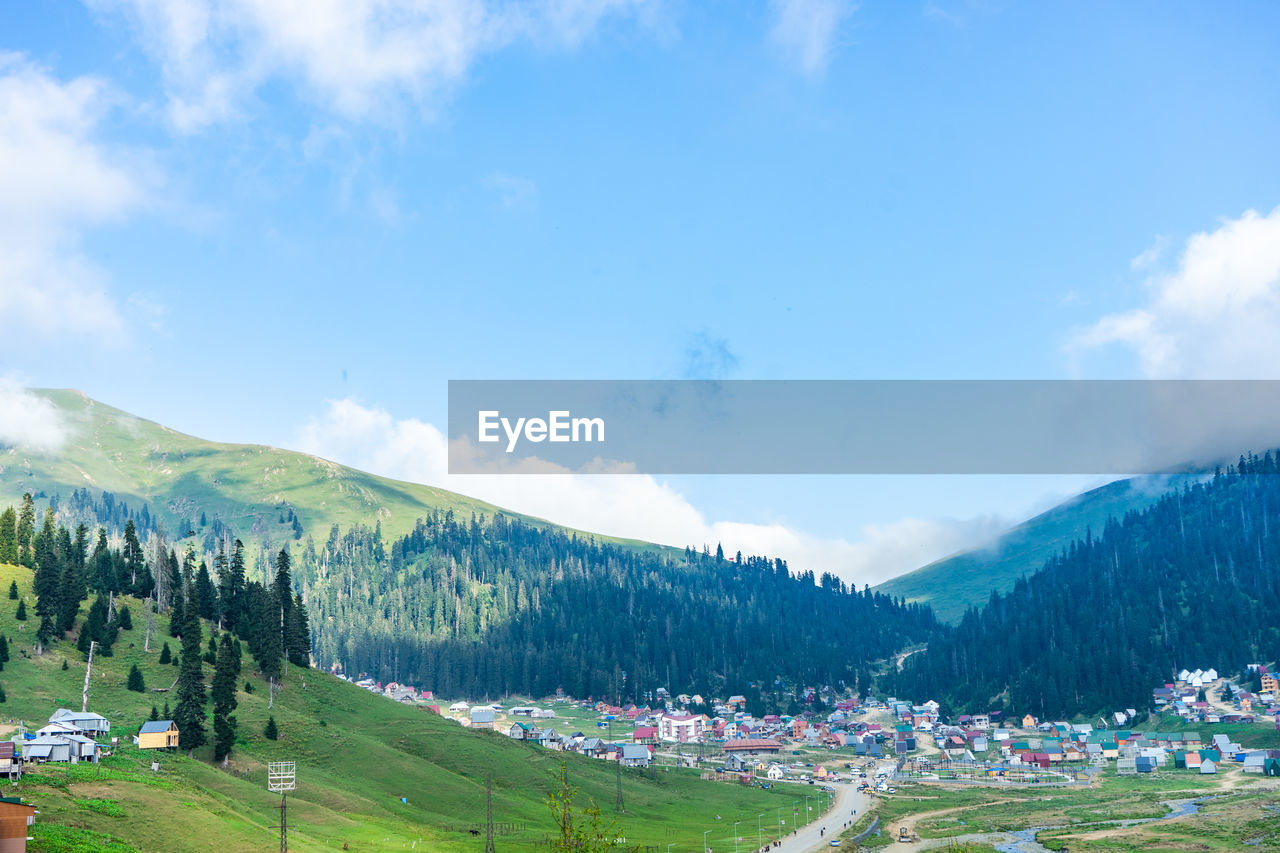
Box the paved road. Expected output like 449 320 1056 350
746 784 868 853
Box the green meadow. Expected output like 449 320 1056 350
0 563 789 853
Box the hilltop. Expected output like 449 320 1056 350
0 389 667 554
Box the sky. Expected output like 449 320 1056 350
3 0 1280 586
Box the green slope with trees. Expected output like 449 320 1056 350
0 551 793 853
874 474 1201 623
887 454 1280 719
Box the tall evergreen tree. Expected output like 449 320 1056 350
195 560 217 621
0 508 16 565
173 604 207 755
285 592 310 668
32 510 62 651
212 633 239 764
127 664 145 692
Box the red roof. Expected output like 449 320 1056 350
722 738 783 752
632 727 657 739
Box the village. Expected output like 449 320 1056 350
337 662 1280 785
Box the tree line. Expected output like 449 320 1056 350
302 512 940 702
889 453 1280 719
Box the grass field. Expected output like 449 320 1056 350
842 770 1280 852
0 563 789 853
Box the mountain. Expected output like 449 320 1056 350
1 390 941 704
0 389 667 553
888 453 1280 718
0 561 789 853
874 474 1202 623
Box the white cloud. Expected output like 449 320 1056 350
0 54 150 344
296 397 1004 586
0 378 68 454
769 0 855 77
1069 206 1280 378
89 0 662 130
481 172 538 209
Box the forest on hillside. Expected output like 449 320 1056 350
889 453 1280 719
0 493 310 761
301 513 940 704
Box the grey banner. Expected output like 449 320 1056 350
447 380 1280 475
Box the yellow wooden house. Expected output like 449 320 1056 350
137 720 179 750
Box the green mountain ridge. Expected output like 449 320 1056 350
874 474 1204 623
1 389 668 556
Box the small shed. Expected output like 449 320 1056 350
1199 759 1216 774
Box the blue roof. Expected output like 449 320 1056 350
139 720 176 734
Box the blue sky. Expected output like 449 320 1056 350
3 0 1280 583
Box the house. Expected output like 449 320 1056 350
579 738 605 757
632 726 658 745
766 763 786 780
137 720 179 750
470 708 496 730
449 702 470 712
24 733 99 764
1021 714 1037 728
0 743 21 780
508 722 533 740
47 709 110 739
0 797 37 852
1200 759 1217 774
619 744 651 767
1262 673 1279 695
724 753 750 773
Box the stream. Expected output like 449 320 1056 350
988 796 1213 853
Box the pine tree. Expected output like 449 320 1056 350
167 551 185 635
195 561 217 621
263 716 278 740
14 601 24 621
32 510 63 651
127 664 145 692
173 605 207 754
117 605 132 630
6 580 15 600
159 641 172 664
272 547 292 636
0 635 8 663
163 699 170 719
285 592 310 668
0 684 6 703
0 508 16 565
150 704 159 721
213 633 239 763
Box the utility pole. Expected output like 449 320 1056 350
268 762 297 853
485 774 497 853
82 640 96 713
615 755 624 813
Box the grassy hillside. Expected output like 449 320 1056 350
0 563 789 853
0 389 667 553
875 475 1201 623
